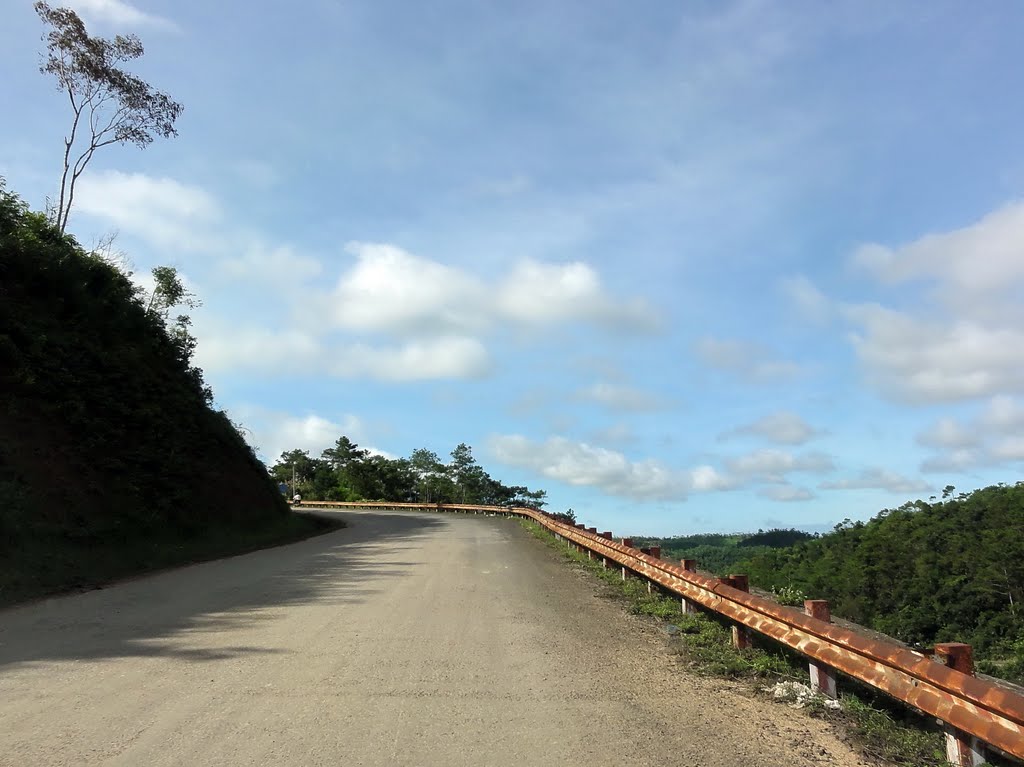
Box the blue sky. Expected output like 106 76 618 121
3 0 1024 535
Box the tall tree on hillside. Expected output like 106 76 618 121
449 443 478 503
321 436 368 471
410 448 446 502
34 2 183 232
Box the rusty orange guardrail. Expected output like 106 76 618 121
297 500 1024 764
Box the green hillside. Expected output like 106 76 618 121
638 487 1024 682
0 183 330 605
741 484 1024 678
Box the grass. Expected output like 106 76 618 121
519 520 980 767
0 510 344 608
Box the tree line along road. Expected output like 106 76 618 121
0 510 869 766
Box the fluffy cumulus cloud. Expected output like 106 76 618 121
724 449 834 482
75 171 221 251
846 202 1024 403
326 244 659 337
694 337 803 383
197 328 490 381
326 337 492 381
820 468 930 494
225 407 386 464
495 260 659 331
488 435 687 501
488 436 835 502
844 304 1024 402
916 396 1024 473
721 411 822 445
328 243 483 334
76 173 655 382
65 0 177 28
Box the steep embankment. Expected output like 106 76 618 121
0 184 326 605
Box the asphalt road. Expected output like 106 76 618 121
0 510 867 766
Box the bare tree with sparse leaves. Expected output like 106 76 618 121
34 2 183 233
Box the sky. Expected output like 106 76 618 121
3 0 1024 536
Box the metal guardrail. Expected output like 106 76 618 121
298 500 1024 764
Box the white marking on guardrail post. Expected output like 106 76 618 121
680 559 698 613
803 600 837 698
935 643 987 767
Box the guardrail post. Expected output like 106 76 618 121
600 532 613 567
935 643 986 767
724 575 752 649
585 528 597 560
803 600 837 698
621 538 633 579
680 559 698 613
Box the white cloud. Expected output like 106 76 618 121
488 435 687 501
495 259 659 332
844 304 1024 402
917 396 1024 472
721 411 822 445
820 468 930 494
225 407 388 465
689 465 739 492
327 337 492 381
75 171 220 251
319 244 659 341
195 327 322 375
196 327 490 382
919 449 982 475
576 382 667 412
725 449 835 482
329 242 483 335
66 0 177 29
488 437 834 501
780 275 831 324
915 417 978 449
694 337 803 382
758 484 815 502
851 201 1024 304
845 202 1024 404
990 437 1024 462
980 396 1024 433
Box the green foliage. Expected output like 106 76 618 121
269 438 547 510
741 484 1024 678
634 528 812 578
0 182 290 604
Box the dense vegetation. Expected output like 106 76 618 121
641 485 1024 682
0 182 322 605
633 529 813 576
271 439 548 509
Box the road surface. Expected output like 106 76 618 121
0 510 867 766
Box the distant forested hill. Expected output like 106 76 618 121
634 529 813 576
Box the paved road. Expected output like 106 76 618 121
0 511 867 766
